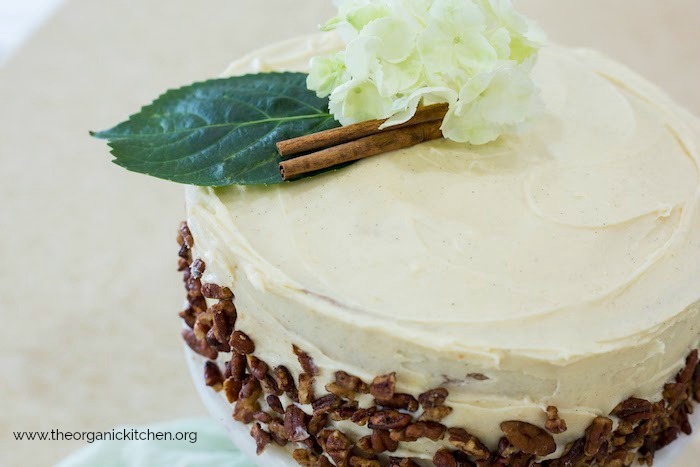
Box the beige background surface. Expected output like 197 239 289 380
0 1 698 466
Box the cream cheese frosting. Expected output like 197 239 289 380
186 34 700 457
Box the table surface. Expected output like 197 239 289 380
1 1 698 465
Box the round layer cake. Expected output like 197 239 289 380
179 34 700 466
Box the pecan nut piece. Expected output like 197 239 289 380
229 352 247 381
298 373 315 405
349 457 381 467
678 350 699 384
419 405 453 422
371 429 398 453
266 394 284 415
500 421 556 456
201 283 234 300
433 448 458 467
388 458 420 467
223 377 243 403
284 405 310 442
584 416 613 457
418 388 449 409
230 330 255 355
275 365 299 402
203 361 224 391
250 423 271 455
181 329 218 360
368 410 412 430
319 430 352 466
448 427 490 460
611 397 654 422
293 345 318 376
312 394 342 414
375 393 419 412
370 373 397 400
545 406 568 434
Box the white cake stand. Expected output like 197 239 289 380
186 346 700 467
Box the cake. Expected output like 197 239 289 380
177 34 700 466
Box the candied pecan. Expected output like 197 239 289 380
500 421 556 456
298 373 315 405
419 405 453 422
418 387 449 408
312 394 342 414
230 330 255 355
275 365 299 402
388 458 420 467
584 416 613 457
351 407 376 426
268 418 288 446
545 406 568 434
308 412 328 436
178 221 194 247
246 356 268 380
292 449 319 467
371 429 398 453
284 405 310 442
193 311 213 340
233 392 261 424
433 448 458 467
203 361 224 391
253 411 272 423
267 394 284 414
612 397 654 422
403 421 447 441
292 345 318 376
448 427 490 460
355 435 375 457
211 301 236 343
229 352 247 381
190 258 205 279
181 329 218 360
250 423 271 455
319 430 352 466
370 373 396 399
223 378 243 403
375 393 419 412
349 457 381 467
369 410 412 430
201 283 233 300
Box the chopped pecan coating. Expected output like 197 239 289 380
193 311 213 340
206 327 231 353
239 376 261 399
267 418 288 446
678 350 699 384
371 429 398 453
330 400 359 421
448 427 490 460
292 449 319 467
419 405 453 422
369 410 412 430
223 377 243 403
612 397 654 422
177 257 190 272
201 283 234 300
275 365 299 402
250 423 271 455
211 300 236 343
556 437 585 467
370 373 396 400
203 361 224 391
418 387 449 408
433 448 458 467
253 411 272 424
375 393 419 412
403 421 447 442
260 374 281 395
284 405 310 442
545 406 568 434
664 382 688 408
500 421 556 456
267 394 284 414
230 330 255 355
181 328 218 360
584 416 612 457
293 345 319 376
298 373 315 405
233 390 261 424
355 435 375 457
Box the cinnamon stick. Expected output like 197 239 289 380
279 120 443 181
277 103 448 158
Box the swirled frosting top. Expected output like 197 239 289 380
188 34 700 363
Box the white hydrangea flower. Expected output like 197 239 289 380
311 0 545 144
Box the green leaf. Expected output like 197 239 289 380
92 73 341 186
